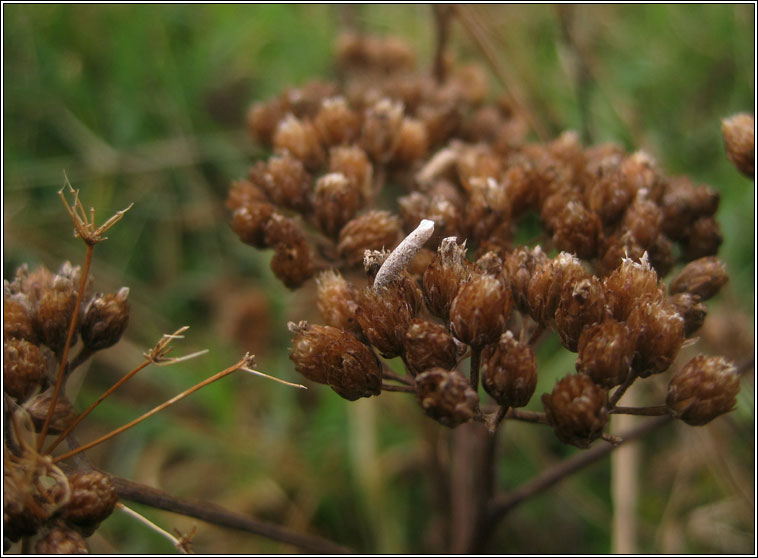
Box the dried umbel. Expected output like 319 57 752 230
415 368 479 428
575 320 635 389
542 374 609 448
721 113 754 178
667 355 740 426
288 321 381 400
481 331 537 408
404 319 459 376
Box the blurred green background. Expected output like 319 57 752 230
3 4 754 554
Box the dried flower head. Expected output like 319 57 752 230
404 319 460 376
450 273 512 348
80 288 130 351
481 331 537 408
668 256 729 301
542 374 608 448
667 355 740 425
423 237 471 320
575 320 635 388
415 367 479 428
627 297 685 377
721 113 754 178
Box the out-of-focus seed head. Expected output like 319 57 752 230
3 338 47 401
481 330 537 408
667 292 707 337
627 297 685 377
619 150 665 203
356 276 420 358
404 319 459 376
34 523 88 554
660 177 720 241
246 99 285 145
231 202 276 249
669 257 729 301
682 216 722 261
450 273 512 348
314 172 363 238
3 294 36 343
288 321 381 400
273 113 325 171
603 254 663 321
597 231 647 277
227 178 270 211
360 98 405 163
667 355 740 426
622 192 663 249
391 117 429 166
502 245 547 314
554 276 609 352
475 251 504 277
26 391 78 435
329 145 373 201
316 270 361 336
80 288 130 351
337 210 402 266
721 113 754 178
526 252 586 325
313 96 360 147
415 367 479 428
34 283 77 355
585 167 634 226
542 374 609 448
551 200 601 260
264 214 313 289
61 470 118 536
575 319 635 388
259 153 314 213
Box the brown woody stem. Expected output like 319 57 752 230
382 383 415 393
433 5 452 83
610 405 670 417
469 346 482 391
506 408 548 425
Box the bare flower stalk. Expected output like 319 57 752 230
116 502 193 554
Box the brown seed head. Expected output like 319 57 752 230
314 172 363 238
258 153 314 213
3 294 37 343
660 177 719 241
526 252 586 325
288 321 381 400
667 292 707 337
450 273 512 348
61 470 118 535
328 145 373 201
666 355 740 426
585 167 634 225
34 282 77 355
551 200 601 259
669 256 729 301
316 270 361 336
404 319 459 376
481 330 537 408
313 96 360 147
422 238 472 320
264 214 313 289
391 117 429 166
502 245 548 314
554 276 609 352
246 99 285 145
230 202 276 248
415 367 479 428
575 319 635 388
627 297 685 377
360 98 405 163
622 192 663 249
34 523 88 554
80 287 130 351
273 113 325 171
3 338 47 401
227 178 269 211
26 391 78 434
619 150 665 203
682 216 722 261
721 113 754 178
337 210 402 265
542 374 609 448
603 255 663 321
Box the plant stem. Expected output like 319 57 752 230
469 346 482 391
381 383 415 393
610 406 670 417
382 366 413 385
110 475 353 554
433 5 452 83
37 243 94 450
608 368 635 409
507 408 548 425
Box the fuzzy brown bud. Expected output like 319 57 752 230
34 523 88 554
502 246 547 314
273 113 325 171
391 117 429 166
422 238 472 320
666 355 740 426
627 297 685 377
682 216 722 261
551 200 600 259
255 153 314 213
3 295 36 342
314 96 360 147
450 273 512 348
314 172 363 238
622 193 663 249
526 252 586 325
264 214 313 289
575 320 635 388
660 177 719 241
35 284 77 354
603 255 663 321
360 98 405 163
226 178 269 211
667 292 707 337
554 276 609 351
542 374 609 448
328 145 373 201
247 100 285 145
61 470 118 536
4 338 47 401
404 319 459 376
669 257 729 301
230 202 276 248
721 113 754 178
80 288 130 351
315 270 361 336
481 331 537 408
27 391 78 435
288 322 381 400
337 211 402 265
415 368 479 427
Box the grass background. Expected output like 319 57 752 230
3 4 754 553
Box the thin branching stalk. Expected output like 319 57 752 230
610 405 670 417
381 383 415 393
116 502 192 554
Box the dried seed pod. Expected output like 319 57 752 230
259 153 314 213
273 113 325 171
288 322 381 400
669 256 729 301
682 216 722 261
450 273 512 348
314 172 363 238
246 99 285 145
622 193 663 249
230 203 276 248
356 276 420 358
27 391 78 435
554 276 609 352
61 470 118 536
226 178 270 211
475 251 504 277
502 245 547 314
80 288 130 351
597 231 647 277
666 355 740 426
337 210 402 265
391 117 429 166
627 297 685 377
314 96 360 147
422 238 472 320
542 374 609 448
264 214 313 289
328 145 373 201
34 522 88 554
667 292 707 337
575 320 635 388
404 319 459 376
360 98 404 163
603 255 663 321
660 177 720 241
481 331 537 408
315 270 361 336
721 113 754 178
550 200 600 259
619 150 665 203
4 338 47 401
584 167 634 225
3 295 36 343
35 283 77 355
526 252 586 325
415 367 479 428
